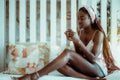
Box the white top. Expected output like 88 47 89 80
86 39 108 75
84 30 108 75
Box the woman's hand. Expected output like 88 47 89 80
70 32 85 48
64 29 75 41
64 29 83 46
64 29 80 42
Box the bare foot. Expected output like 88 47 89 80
11 74 31 80
11 72 40 80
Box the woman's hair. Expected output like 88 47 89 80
78 6 120 73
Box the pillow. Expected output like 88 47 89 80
7 42 50 75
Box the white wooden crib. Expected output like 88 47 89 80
0 0 120 80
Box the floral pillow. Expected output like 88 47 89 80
7 43 50 75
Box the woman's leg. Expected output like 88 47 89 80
13 49 71 80
57 65 103 80
57 65 93 78
65 50 104 77
14 48 104 80
37 48 71 76
37 48 104 78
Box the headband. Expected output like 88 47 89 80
83 6 96 23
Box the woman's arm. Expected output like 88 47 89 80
71 31 104 63
72 33 85 56
65 30 84 55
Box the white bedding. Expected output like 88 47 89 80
0 70 120 80
39 75 85 80
0 70 85 80
0 74 84 80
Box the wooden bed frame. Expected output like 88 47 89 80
0 1 120 79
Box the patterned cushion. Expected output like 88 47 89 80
7 43 50 75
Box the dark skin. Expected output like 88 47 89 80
13 10 105 80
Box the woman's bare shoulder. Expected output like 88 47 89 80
94 30 104 41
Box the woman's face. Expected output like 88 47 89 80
77 10 91 29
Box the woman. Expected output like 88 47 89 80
13 6 119 80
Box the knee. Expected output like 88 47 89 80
63 48 70 52
63 48 73 54
62 48 73 56
61 49 72 60
62 48 70 55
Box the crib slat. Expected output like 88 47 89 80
78 0 87 9
78 0 87 10
91 0 97 14
81 0 87 6
30 0 37 43
78 0 82 9
40 0 47 42
71 0 77 32
50 0 57 46
101 0 107 34
70 0 77 47
87 0 92 6
19 0 26 42
110 0 117 46
60 0 67 47
9 0 16 44
0 0 6 71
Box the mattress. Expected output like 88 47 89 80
0 70 120 80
